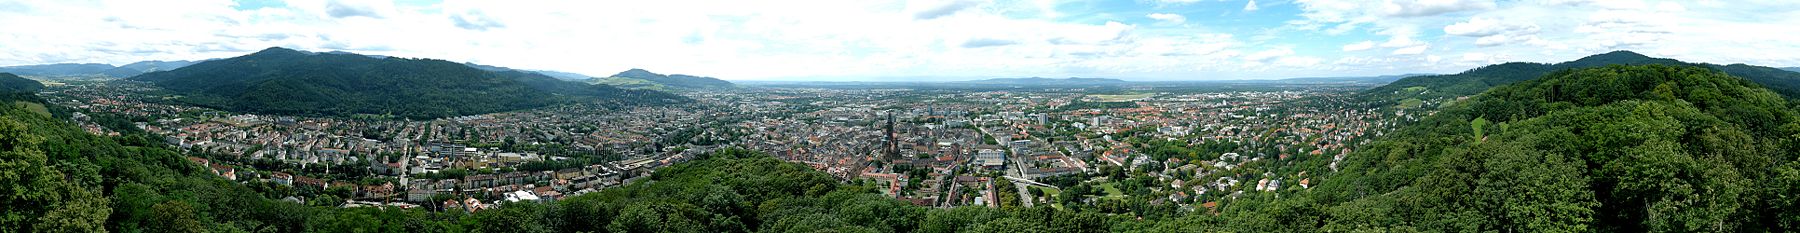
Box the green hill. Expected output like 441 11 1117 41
0 73 43 93
606 68 734 90
1313 65 1800 231
588 76 675 92
129 47 688 119
1362 51 1800 108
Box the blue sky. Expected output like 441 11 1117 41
2 0 1798 81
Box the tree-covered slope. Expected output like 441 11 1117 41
0 73 43 93
100 60 197 78
1313 65 1800 231
0 95 319 232
608 68 735 90
1362 51 1800 108
129 47 687 119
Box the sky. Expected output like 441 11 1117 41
1 0 1798 81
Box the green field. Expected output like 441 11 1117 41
1088 93 1154 102
1092 182 1126 199
14 101 48 117
1035 186 1061 197
1034 186 1064 209
1397 98 1424 109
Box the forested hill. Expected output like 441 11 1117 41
608 68 735 90
1361 51 1800 107
0 73 43 93
128 47 687 119
1313 64 1800 231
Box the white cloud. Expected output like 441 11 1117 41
1444 17 1528 37
1342 41 1375 51
1146 13 1185 24
910 0 980 20
1375 26 1426 48
1245 0 1260 12
1444 17 1541 46
1382 0 1496 17
324 0 383 18
1391 44 1428 55
1244 47 1295 62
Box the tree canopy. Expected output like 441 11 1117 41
129 47 689 119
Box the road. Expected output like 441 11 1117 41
1007 163 1035 208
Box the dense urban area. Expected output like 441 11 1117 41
36 79 1412 214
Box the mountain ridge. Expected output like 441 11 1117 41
129 47 687 119
0 73 44 93
1362 50 1800 107
601 68 735 90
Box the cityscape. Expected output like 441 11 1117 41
40 75 1406 212
4 0 1800 232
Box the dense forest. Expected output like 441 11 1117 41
0 73 43 93
608 68 736 90
1315 64 1800 231
128 47 689 119
1361 51 1800 107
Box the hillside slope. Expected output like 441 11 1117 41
0 73 43 93
607 69 734 90
1362 51 1800 108
1315 65 1800 231
129 47 687 119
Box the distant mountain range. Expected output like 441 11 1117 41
958 77 1128 85
1362 51 1800 106
591 68 734 91
0 73 43 93
0 60 196 78
1272 74 1428 84
129 47 688 119
1783 67 1800 72
459 62 597 81
532 70 597 80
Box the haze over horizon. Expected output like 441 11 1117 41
3 0 1799 81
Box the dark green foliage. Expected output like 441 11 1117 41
609 68 735 89
130 47 689 119
1317 65 1800 231
1362 51 1800 108
0 73 43 93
